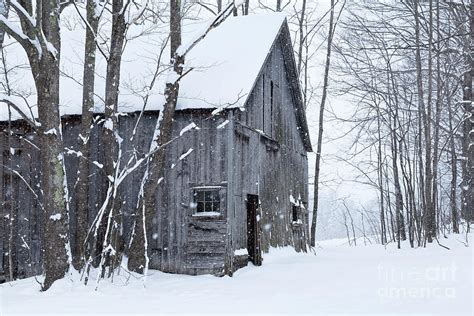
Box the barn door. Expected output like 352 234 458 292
246 194 262 266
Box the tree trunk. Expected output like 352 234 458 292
34 0 70 291
400 132 415 247
391 121 405 246
310 0 335 247
36 62 70 291
448 85 459 233
297 0 307 74
413 0 433 244
93 0 127 275
73 0 100 272
431 0 442 238
243 0 249 15
461 1 473 223
376 109 387 245
386 58 406 244
467 0 473 224
424 0 435 243
128 0 183 273
0 0 70 291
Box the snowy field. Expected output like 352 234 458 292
1 234 472 316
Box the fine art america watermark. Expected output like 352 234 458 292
376 263 457 299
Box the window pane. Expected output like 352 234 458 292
204 190 212 202
209 191 219 202
197 191 205 202
196 202 205 213
211 202 220 213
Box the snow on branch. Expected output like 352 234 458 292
179 148 193 160
175 0 239 58
210 91 246 115
8 0 36 28
64 147 105 172
216 120 229 129
179 122 199 136
0 15 40 54
1 1 61 58
124 0 149 26
0 95 41 130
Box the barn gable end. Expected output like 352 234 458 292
227 20 311 267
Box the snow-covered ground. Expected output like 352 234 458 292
1 234 472 315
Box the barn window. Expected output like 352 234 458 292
192 188 221 214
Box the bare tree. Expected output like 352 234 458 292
331 0 469 246
0 0 70 290
462 0 473 225
310 0 343 246
72 0 101 272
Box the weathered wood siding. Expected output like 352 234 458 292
231 27 309 257
0 124 42 279
148 111 230 275
0 110 231 279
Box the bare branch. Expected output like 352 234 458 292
0 97 40 130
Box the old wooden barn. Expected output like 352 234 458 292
0 13 312 281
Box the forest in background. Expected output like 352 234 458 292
314 0 473 249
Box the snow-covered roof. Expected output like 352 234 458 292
0 9 288 121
